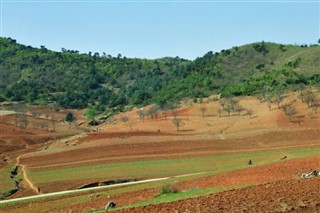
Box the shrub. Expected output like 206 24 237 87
155 184 178 197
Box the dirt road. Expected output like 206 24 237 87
16 156 40 195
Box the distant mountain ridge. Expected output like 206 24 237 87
0 37 319 110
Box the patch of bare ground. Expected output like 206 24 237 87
6 155 318 213
1 92 319 204
114 156 320 213
117 178 320 213
175 155 320 190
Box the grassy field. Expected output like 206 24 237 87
110 184 252 212
0 166 16 194
1 147 319 212
28 147 320 185
1 172 250 212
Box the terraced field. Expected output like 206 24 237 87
0 93 319 212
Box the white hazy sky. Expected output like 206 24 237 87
1 0 319 59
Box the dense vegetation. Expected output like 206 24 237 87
0 37 319 111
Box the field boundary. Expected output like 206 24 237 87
0 172 205 205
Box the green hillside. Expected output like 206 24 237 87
0 37 319 110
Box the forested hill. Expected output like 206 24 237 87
0 37 319 110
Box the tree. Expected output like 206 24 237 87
266 96 272 111
284 106 297 122
31 110 40 118
217 108 223 117
85 108 96 121
85 108 99 125
121 115 129 123
274 92 283 109
172 117 184 132
65 112 75 122
297 84 305 95
121 115 132 130
219 99 227 110
304 92 317 108
51 114 56 132
148 105 159 120
66 112 75 129
200 106 207 117
225 104 232 116
137 109 145 122
257 95 264 103
44 111 50 119
159 102 170 120
246 108 253 118
20 114 28 129
234 104 244 116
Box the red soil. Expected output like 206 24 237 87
1 93 319 212
6 155 318 213
117 178 320 213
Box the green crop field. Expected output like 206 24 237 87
2 147 319 212
0 167 16 194
28 147 320 185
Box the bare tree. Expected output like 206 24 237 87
51 114 56 132
121 115 132 130
257 95 264 103
308 111 317 119
39 122 48 131
200 106 207 117
217 108 223 117
225 104 232 116
20 114 28 129
14 113 19 127
148 105 159 120
304 92 317 107
172 117 184 132
137 109 145 122
297 84 305 96
44 111 50 119
121 116 129 123
219 97 241 116
284 106 297 122
274 91 283 109
219 99 227 110
266 96 272 111
31 110 40 118
234 104 244 116
159 103 170 120
246 108 253 118
261 86 268 100
229 98 239 111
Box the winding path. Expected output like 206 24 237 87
16 156 40 195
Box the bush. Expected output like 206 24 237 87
65 112 75 122
155 184 178 197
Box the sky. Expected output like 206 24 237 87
0 0 319 59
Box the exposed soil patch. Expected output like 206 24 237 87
6 155 318 213
1 93 319 211
175 155 320 190
117 178 320 213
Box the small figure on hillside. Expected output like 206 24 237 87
105 201 116 211
281 156 287 160
248 159 253 165
157 128 160 133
